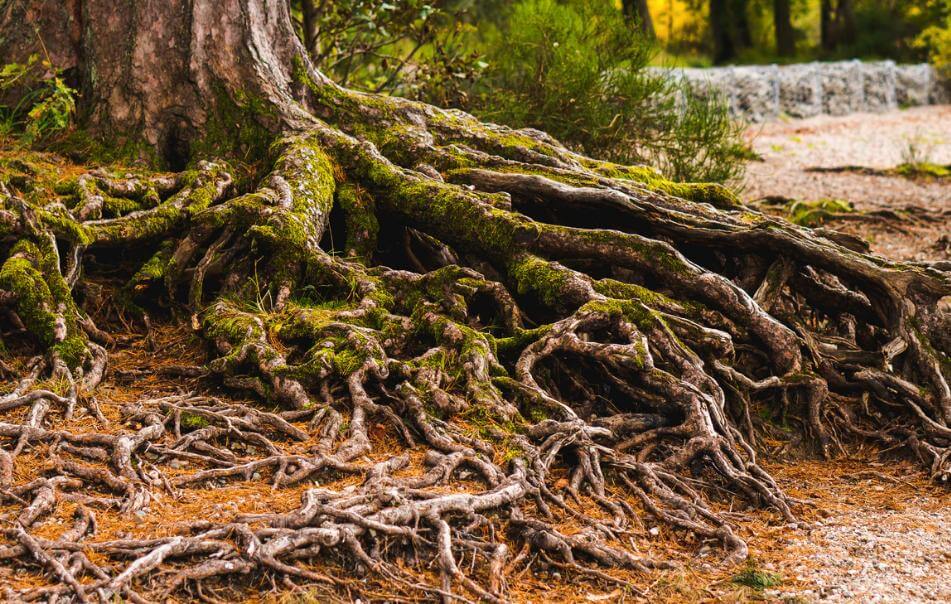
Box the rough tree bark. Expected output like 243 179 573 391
0 0 949 601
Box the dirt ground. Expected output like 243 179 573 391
4 321 947 604
743 105 950 262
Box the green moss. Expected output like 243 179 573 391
494 325 553 354
0 239 87 365
591 162 741 208
461 404 523 437
245 136 337 270
88 165 229 244
0 251 59 344
892 162 950 179
786 198 854 227
507 254 574 308
336 182 379 259
366 160 535 258
47 129 158 166
190 85 277 173
130 240 176 286
332 348 366 375
594 278 695 313
203 300 267 346
457 403 526 463
180 411 210 430
38 206 91 245
102 194 142 217
51 336 88 367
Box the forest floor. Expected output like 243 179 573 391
0 108 948 603
4 319 947 604
743 105 951 263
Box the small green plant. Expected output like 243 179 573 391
787 198 854 227
732 562 782 590
0 53 76 144
901 134 937 167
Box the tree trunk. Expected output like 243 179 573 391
821 0 833 50
837 0 857 47
0 0 948 601
773 0 796 57
820 0 857 52
622 0 656 38
710 0 737 63
732 0 753 50
1 0 321 167
300 0 320 57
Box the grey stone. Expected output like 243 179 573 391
665 60 944 122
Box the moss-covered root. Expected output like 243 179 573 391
0 238 90 374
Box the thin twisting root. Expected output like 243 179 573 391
0 86 949 601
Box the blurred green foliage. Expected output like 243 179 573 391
0 53 76 145
916 0 951 77
470 0 747 183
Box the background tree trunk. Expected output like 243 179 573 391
773 0 796 57
732 0 753 50
821 0 832 50
710 0 737 63
837 0 857 47
300 0 320 57
820 0 857 52
622 0 656 38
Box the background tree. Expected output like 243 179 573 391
0 0 948 601
773 0 796 56
710 0 737 62
709 0 753 63
821 0 856 51
623 0 657 37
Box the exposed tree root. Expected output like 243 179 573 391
0 79 949 602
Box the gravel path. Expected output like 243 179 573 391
769 489 951 603
742 105 950 261
779 507 951 603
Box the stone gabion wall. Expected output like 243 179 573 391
670 61 948 122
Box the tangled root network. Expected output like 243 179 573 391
0 82 949 602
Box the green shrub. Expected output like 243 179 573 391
0 54 76 144
916 0 951 78
297 0 748 185
290 0 484 101
465 0 746 183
